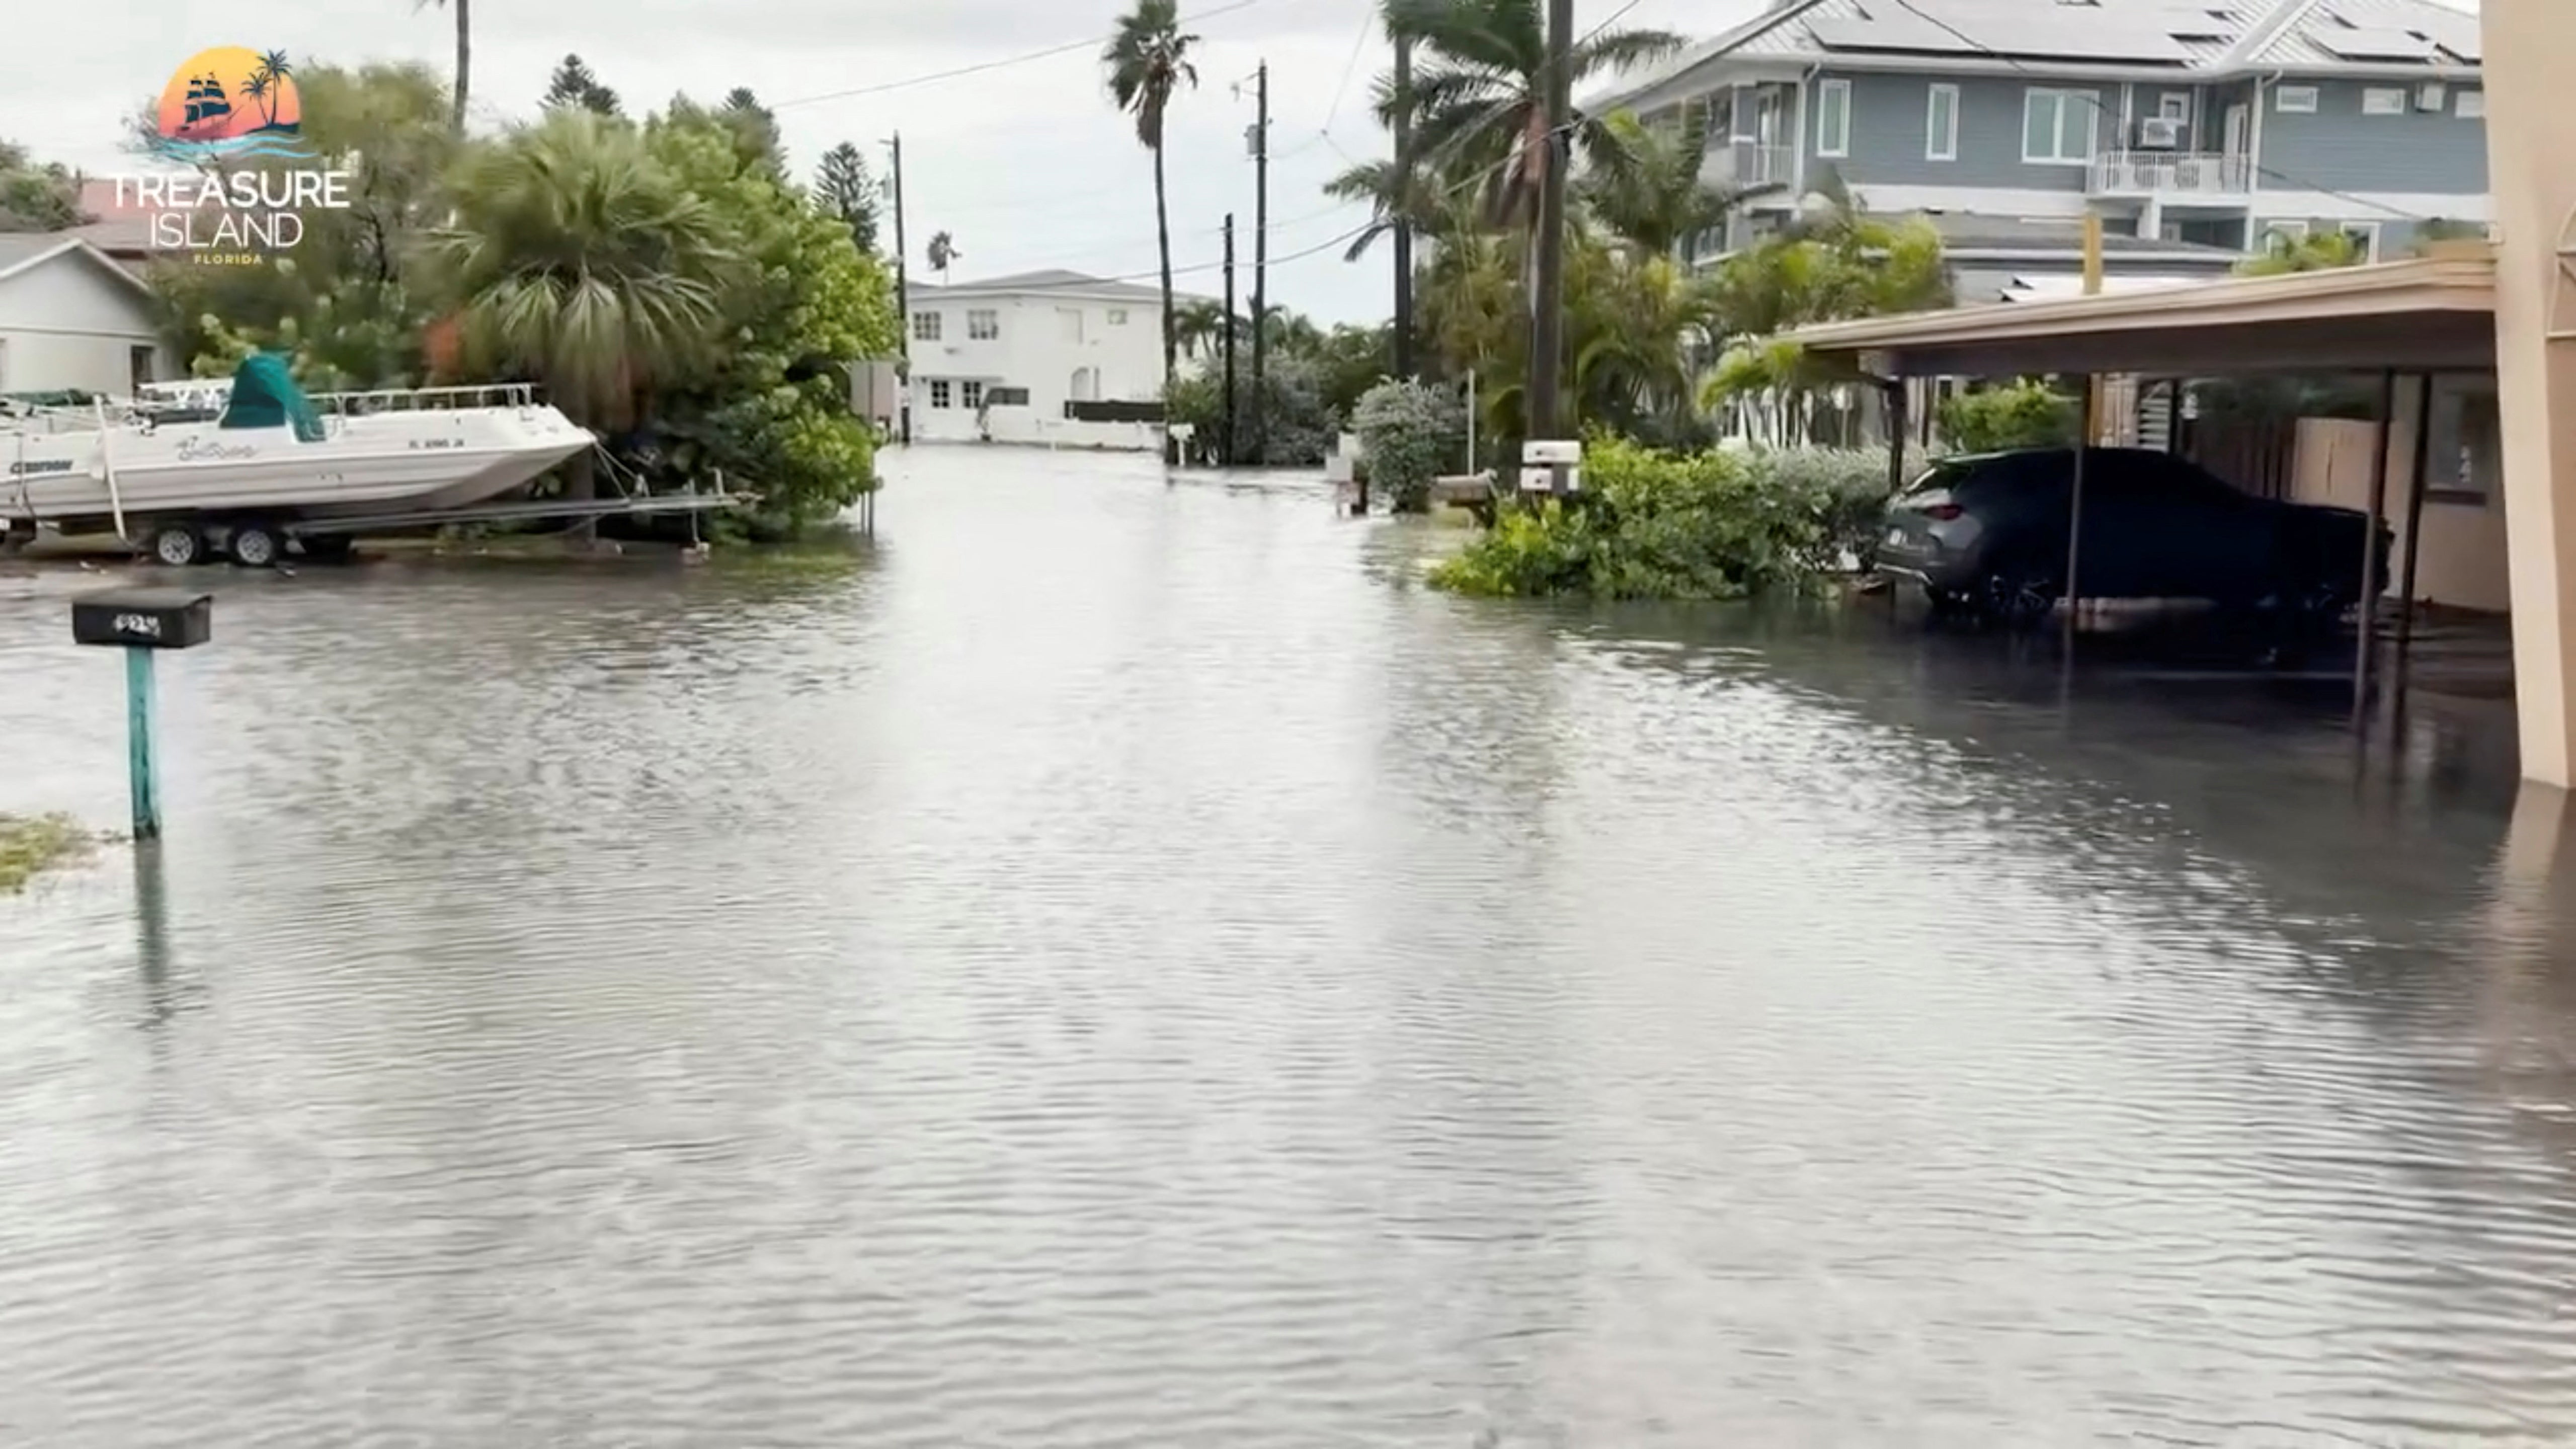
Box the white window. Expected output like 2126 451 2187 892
1925 83 1959 161
2022 88 2099 164
2361 87 2408 116
2157 93 2190 121
967 308 999 340
1106 308 1129 326
961 379 985 409
2274 85 2319 114
2457 89 2486 119
2338 220 2381 261
912 310 942 342
2258 218 2309 248
927 378 952 409
1815 78 1852 158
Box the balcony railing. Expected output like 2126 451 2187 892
1701 140 1794 193
2087 150 2254 198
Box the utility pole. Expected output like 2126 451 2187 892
1391 33 1416 380
1525 0 1574 490
1222 212 1239 468
886 131 912 446
1249 60 1270 466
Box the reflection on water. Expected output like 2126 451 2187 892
2 446 2574 1446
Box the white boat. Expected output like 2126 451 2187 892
3 355 596 564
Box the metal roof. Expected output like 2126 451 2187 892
1590 0 2479 113
2229 0 2483 69
1786 252 2496 376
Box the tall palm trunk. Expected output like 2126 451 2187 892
450 0 472 135
1153 139 1177 463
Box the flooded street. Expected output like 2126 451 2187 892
6 446 2576 1446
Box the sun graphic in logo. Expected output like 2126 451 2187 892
152 47 307 160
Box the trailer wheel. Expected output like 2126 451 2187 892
228 520 284 570
147 523 205 568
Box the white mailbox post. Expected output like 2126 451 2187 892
1522 439 1582 497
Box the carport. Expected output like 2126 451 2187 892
1788 251 2504 761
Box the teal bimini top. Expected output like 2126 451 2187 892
218 353 326 442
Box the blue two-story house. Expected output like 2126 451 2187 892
1589 0 2487 289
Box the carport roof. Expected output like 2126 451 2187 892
1787 251 2497 379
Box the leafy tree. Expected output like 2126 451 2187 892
148 62 458 388
543 54 622 116
0 139 84 232
718 88 785 176
813 141 881 253
433 108 736 522
1378 0 1682 232
1103 0 1200 412
642 103 901 535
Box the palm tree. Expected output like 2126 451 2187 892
1102 0 1200 411
434 110 733 526
1174 297 1230 361
416 0 469 134
1322 155 1450 261
1577 109 1750 259
1379 0 1682 233
243 72 274 130
926 230 959 281
256 51 293 128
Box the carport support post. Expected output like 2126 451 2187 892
2394 373 2435 655
2353 369 2399 725
2061 397 2091 653
1881 379 1907 498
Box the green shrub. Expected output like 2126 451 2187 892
1351 379 1465 513
1751 445 1920 562
1937 380 2078 454
1430 437 1884 600
1166 355 1337 467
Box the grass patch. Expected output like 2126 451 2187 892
0 814 94 895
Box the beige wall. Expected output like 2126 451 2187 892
2483 0 2576 786
2291 378 2512 614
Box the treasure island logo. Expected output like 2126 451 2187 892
154 46 307 161
120 46 350 263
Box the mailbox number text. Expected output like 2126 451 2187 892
114 613 164 638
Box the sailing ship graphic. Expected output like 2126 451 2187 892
178 75 234 133
151 46 309 160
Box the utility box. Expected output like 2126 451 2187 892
72 589 213 650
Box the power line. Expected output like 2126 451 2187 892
770 0 1273 111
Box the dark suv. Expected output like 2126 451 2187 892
1875 447 2390 623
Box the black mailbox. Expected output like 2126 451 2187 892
71 589 214 650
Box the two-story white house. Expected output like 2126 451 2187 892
1590 0 2486 291
902 270 1209 450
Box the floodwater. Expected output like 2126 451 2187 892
4 446 2575 1447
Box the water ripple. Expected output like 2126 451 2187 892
1 449 2573 1445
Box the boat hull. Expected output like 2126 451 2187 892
0 406 595 527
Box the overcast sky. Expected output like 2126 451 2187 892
8 0 1779 323
7 0 2477 324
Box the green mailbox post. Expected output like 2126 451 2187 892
70 589 212 841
